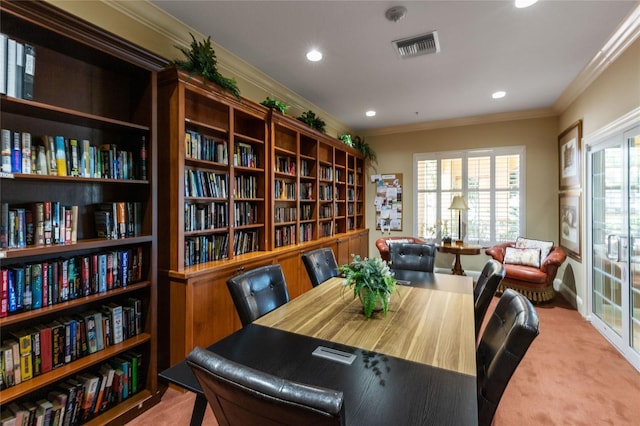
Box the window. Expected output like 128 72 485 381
414 146 525 246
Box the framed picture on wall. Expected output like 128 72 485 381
558 120 582 190
559 192 581 261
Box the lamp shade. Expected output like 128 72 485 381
449 195 468 211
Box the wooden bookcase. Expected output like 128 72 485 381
157 69 369 369
269 112 366 249
0 1 165 424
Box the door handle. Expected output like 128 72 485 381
607 234 619 261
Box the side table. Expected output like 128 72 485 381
437 242 482 275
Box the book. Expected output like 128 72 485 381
34 323 53 374
0 129 11 174
1 344 15 387
83 311 99 354
23 43 35 100
103 303 123 345
92 311 104 351
31 262 42 309
69 139 79 177
122 351 142 395
0 34 6 95
15 41 23 99
1 408 17 426
55 136 67 176
77 372 100 422
57 380 78 426
44 135 58 176
10 131 21 173
6 403 27 426
47 391 67 426
0 269 7 318
49 320 65 369
36 399 53 426
4 340 20 386
26 326 41 376
98 364 115 412
6 38 16 98
21 132 31 174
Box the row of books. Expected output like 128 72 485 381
233 141 259 168
320 205 334 219
93 202 143 240
321 222 334 238
300 182 313 200
234 175 259 199
0 246 144 317
300 159 314 177
233 202 259 227
184 234 229 266
0 300 142 390
184 169 228 198
275 155 296 175
185 130 228 164
184 201 228 232
319 185 333 201
0 130 147 180
233 230 260 256
274 180 296 200
0 351 143 425
0 202 78 250
0 34 35 100
274 225 296 248
300 223 314 242
274 206 297 224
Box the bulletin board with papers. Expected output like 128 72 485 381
373 173 403 232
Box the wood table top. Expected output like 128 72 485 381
255 274 476 376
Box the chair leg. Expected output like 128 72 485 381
190 393 208 426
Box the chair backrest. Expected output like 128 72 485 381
187 346 345 426
474 260 506 339
388 242 436 272
301 248 339 287
226 264 290 326
477 289 540 426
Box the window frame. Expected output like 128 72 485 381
413 145 526 246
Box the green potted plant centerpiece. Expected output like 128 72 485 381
339 255 397 318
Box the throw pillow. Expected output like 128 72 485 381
515 237 554 262
504 247 542 268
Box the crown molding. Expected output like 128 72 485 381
553 4 640 114
101 0 350 137
361 108 556 137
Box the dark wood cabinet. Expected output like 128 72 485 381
0 1 165 423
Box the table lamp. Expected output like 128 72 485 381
449 195 468 244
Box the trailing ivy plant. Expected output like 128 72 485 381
261 97 289 114
339 134 377 164
173 34 241 99
297 110 326 133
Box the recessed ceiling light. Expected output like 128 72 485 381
515 0 538 8
306 49 322 62
492 91 506 99
365 110 376 117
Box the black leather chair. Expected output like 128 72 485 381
473 260 506 340
226 264 290 326
187 346 345 426
388 242 436 272
301 248 340 287
477 289 540 426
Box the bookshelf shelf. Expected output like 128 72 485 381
0 281 151 327
0 333 151 402
0 1 165 422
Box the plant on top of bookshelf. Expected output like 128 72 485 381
173 34 240 99
297 110 326 133
338 134 377 164
338 134 353 146
261 97 289 115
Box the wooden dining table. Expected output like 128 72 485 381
160 272 478 425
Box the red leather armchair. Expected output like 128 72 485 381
375 237 428 262
485 242 567 303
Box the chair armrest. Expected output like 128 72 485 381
541 246 567 272
485 242 513 263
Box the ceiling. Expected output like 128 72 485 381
150 1 638 131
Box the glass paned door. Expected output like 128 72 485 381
589 125 640 370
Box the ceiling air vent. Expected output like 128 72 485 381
393 31 440 58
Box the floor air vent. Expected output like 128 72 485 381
393 31 440 58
